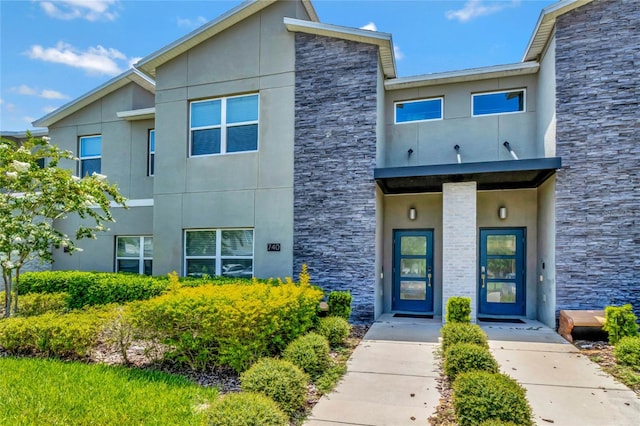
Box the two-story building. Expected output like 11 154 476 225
31 0 640 325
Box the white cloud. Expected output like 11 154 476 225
43 106 59 113
0 99 3 105
394 45 404 61
11 85 70 100
360 22 377 31
14 84 38 96
40 0 118 22
446 0 519 23
177 16 207 29
41 89 69 100
23 116 37 124
4 103 16 111
25 41 134 76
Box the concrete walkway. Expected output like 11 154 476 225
306 315 640 426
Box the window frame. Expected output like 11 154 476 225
78 135 102 177
184 228 254 277
148 129 155 176
471 89 526 117
394 97 444 124
189 93 259 157
115 235 153 275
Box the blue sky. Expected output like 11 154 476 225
1 0 555 131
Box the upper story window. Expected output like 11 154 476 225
190 94 259 156
148 129 155 176
184 229 254 278
116 236 153 275
472 89 525 117
79 135 101 176
395 98 443 124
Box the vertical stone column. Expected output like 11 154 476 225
442 182 477 322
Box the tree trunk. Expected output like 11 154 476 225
3 272 12 318
12 268 20 315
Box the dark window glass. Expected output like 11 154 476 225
396 99 442 123
81 158 101 176
117 259 140 274
191 129 221 155
187 259 216 277
473 91 524 116
227 124 258 152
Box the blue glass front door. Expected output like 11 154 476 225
393 230 434 313
479 229 525 316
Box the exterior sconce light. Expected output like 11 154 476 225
498 206 508 220
409 207 417 221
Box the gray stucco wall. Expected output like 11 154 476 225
555 0 640 317
293 33 378 322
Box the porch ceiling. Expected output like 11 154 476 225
374 157 561 194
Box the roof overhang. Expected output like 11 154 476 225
284 17 397 79
32 69 155 128
116 107 156 121
375 157 562 194
385 62 539 91
0 129 48 139
137 0 319 78
523 0 593 62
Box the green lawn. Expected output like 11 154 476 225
0 357 218 425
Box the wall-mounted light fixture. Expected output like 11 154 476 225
409 207 417 221
498 206 508 220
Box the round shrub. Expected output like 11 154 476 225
614 336 640 370
240 358 308 415
444 343 499 381
327 291 352 320
453 371 532 426
441 323 489 351
205 392 288 426
316 316 351 346
282 332 330 378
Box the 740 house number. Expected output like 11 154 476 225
267 243 281 252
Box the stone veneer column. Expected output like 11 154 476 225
293 33 378 323
442 182 477 322
555 0 640 318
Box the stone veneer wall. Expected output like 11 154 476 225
555 0 640 317
293 33 378 323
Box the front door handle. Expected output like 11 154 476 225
481 265 486 289
427 266 432 287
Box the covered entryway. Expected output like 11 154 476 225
479 228 526 316
392 229 434 313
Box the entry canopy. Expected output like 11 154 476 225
374 157 561 194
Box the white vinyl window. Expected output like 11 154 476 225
184 229 254 278
189 94 259 156
472 89 526 116
148 129 155 176
116 236 153 275
394 97 443 123
79 135 101 176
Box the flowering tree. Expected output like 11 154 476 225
0 134 126 317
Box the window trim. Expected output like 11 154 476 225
394 97 444 124
189 93 259 157
471 89 526 117
115 235 153 275
79 134 102 176
183 228 255 277
148 129 155 177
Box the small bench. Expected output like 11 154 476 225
558 310 605 343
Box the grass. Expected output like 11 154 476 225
0 357 218 425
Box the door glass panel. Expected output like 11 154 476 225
400 236 426 255
400 281 426 300
400 259 426 277
487 235 516 255
485 282 516 303
487 259 516 279
117 237 140 257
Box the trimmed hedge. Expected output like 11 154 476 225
446 297 471 323
441 323 489 351
316 316 351 346
282 332 330 378
327 291 352 320
603 304 639 345
240 358 308 415
130 282 323 371
205 392 288 426
614 336 640 370
0 306 114 358
444 343 499 382
453 371 533 426
1 292 68 317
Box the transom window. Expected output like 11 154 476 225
148 129 155 176
395 98 443 123
184 229 254 278
190 94 259 156
79 135 101 176
116 236 153 275
472 89 525 116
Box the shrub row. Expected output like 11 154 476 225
316 316 351 347
440 322 532 426
614 336 640 370
1 292 68 317
446 296 472 323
